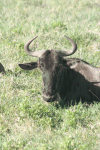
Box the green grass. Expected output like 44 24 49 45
0 0 100 149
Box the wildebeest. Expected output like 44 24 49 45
19 36 100 104
0 63 5 73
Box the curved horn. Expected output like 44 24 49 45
24 36 46 57
56 35 77 57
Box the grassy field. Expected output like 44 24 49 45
0 0 100 149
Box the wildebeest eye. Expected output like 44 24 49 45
39 63 44 69
39 59 44 67
39 65 42 68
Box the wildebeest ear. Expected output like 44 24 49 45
18 62 38 70
69 61 78 69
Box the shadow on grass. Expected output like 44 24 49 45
52 98 100 109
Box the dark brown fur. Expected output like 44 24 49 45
0 63 5 73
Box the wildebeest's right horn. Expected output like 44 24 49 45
24 36 46 57
56 35 77 57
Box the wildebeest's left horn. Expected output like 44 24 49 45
24 36 46 57
56 35 77 57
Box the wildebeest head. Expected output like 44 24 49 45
19 36 77 102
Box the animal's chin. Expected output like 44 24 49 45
43 93 57 102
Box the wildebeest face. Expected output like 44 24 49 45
39 50 62 102
19 50 61 102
